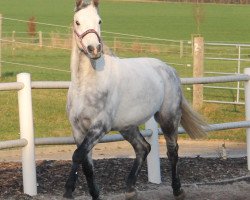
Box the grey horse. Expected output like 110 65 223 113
64 0 207 199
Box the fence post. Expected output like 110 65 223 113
236 45 241 103
244 68 250 170
12 31 16 56
38 31 42 47
113 37 117 53
145 117 161 184
192 36 204 110
17 73 37 196
0 14 2 77
180 40 183 58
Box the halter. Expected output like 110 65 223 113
74 28 102 55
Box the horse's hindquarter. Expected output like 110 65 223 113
112 58 166 129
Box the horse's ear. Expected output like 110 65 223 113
75 0 84 11
93 0 99 7
75 0 98 11
76 0 83 8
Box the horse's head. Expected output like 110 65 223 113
73 0 102 60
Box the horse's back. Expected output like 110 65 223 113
110 56 181 130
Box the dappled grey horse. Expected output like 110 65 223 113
64 0 207 199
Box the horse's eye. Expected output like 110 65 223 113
99 20 102 25
76 21 80 26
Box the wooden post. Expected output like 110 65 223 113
38 31 42 47
12 31 15 56
0 14 2 77
180 40 183 58
113 37 117 53
193 36 204 110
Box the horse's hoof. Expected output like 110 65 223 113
93 197 102 200
125 189 138 200
63 191 74 199
174 189 185 200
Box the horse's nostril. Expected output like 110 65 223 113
97 44 102 52
87 45 95 53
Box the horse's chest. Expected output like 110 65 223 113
68 88 109 122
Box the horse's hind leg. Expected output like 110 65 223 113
120 126 151 200
157 114 185 200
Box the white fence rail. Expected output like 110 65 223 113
1 71 250 196
204 42 250 105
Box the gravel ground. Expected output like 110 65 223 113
1 157 250 200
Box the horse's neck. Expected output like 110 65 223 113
70 37 96 84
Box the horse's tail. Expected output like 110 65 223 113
180 97 208 139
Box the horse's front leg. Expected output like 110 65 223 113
64 126 82 199
63 161 80 199
64 122 107 200
81 152 100 200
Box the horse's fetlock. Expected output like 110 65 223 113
125 188 138 200
89 187 99 197
172 181 181 192
91 192 100 200
63 190 74 199
173 188 185 200
65 174 78 192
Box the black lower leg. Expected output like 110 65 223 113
121 127 151 197
82 158 100 200
126 158 142 192
63 162 79 199
167 143 183 197
72 123 106 200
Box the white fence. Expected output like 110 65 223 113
204 42 250 104
1 71 250 196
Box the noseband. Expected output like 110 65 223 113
74 29 102 55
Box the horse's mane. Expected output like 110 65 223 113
103 43 116 57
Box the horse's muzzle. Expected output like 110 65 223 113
74 29 103 60
87 44 102 60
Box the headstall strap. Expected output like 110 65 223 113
74 28 102 54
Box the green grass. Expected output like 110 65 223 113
0 1 249 142
0 1 250 42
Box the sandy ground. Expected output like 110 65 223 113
0 138 247 162
1 138 249 200
32 182 250 200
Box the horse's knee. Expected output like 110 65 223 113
72 147 88 164
72 149 82 163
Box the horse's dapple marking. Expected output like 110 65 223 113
64 0 208 200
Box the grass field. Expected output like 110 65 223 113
1 0 250 42
0 0 249 142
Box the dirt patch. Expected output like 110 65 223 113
1 157 249 200
0 139 247 162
